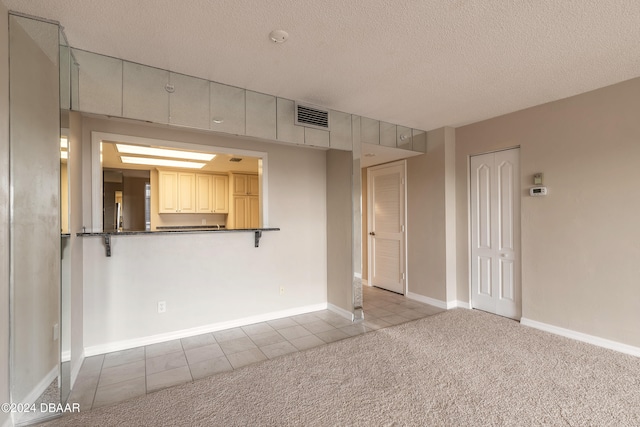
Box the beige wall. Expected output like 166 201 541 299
0 4 11 426
456 77 640 347
407 131 447 301
326 149 353 312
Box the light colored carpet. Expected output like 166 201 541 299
42 309 640 426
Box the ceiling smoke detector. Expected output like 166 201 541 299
269 30 289 44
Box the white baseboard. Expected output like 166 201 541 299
84 303 328 357
61 350 71 363
406 292 471 310
521 317 640 358
362 279 369 286
454 300 471 309
328 303 354 321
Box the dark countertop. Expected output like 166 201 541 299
77 227 280 237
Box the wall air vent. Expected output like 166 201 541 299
229 157 243 162
294 102 330 131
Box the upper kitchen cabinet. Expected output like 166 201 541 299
73 49 122 116
158 170 196 213
396 125 413 150
169 72 209 130
276 98 304 145
361 117 380 145
412 129 427 153
246 91 276 140
210 82 245 135
380 122 397 148
123 61 169 123
329 110 352 151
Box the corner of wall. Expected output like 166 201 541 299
0 4 12 426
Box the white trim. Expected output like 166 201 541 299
84 303 327 357
361 279 369 286
406 292 448 309
61 350 70 363
454 300 471 309
19 366 57 411
406 292 471 310
367 160 408 295
90 131 269 231
521 317 640 358
328 303 354 321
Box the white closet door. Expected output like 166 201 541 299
470 148 521 319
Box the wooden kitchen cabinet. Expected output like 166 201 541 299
228 173 260 228
196 174 229 214
158 171 196 213
231 196 259 229
231 173 259 196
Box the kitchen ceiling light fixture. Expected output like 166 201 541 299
269 29 289 43
120 156 206 169
115 144 215 161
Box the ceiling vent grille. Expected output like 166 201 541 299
229 157 243 162
295 102 330 131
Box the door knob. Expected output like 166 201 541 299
369 232 375 236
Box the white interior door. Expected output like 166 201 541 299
470 148 521 319
368 161 406 294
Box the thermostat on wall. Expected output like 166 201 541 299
529 186 548 197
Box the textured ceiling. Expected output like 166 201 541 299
4 0 640 131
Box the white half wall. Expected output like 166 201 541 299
81 117 328 351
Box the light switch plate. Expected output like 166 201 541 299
533 173 544 185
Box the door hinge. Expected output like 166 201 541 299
401 225 405 232
402 272 406 281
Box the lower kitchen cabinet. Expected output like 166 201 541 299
230 196 260 229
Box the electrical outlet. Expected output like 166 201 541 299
279 286 285 295
201 219 206 225
53 323 59 341
157 301 167 313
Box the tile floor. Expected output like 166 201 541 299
68 285 443 410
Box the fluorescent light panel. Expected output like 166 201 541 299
115 144 215 161
120 156 205 169
60 137 68 149
60 151 68 160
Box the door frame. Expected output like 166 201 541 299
367 159 408 295
467 147 521 315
